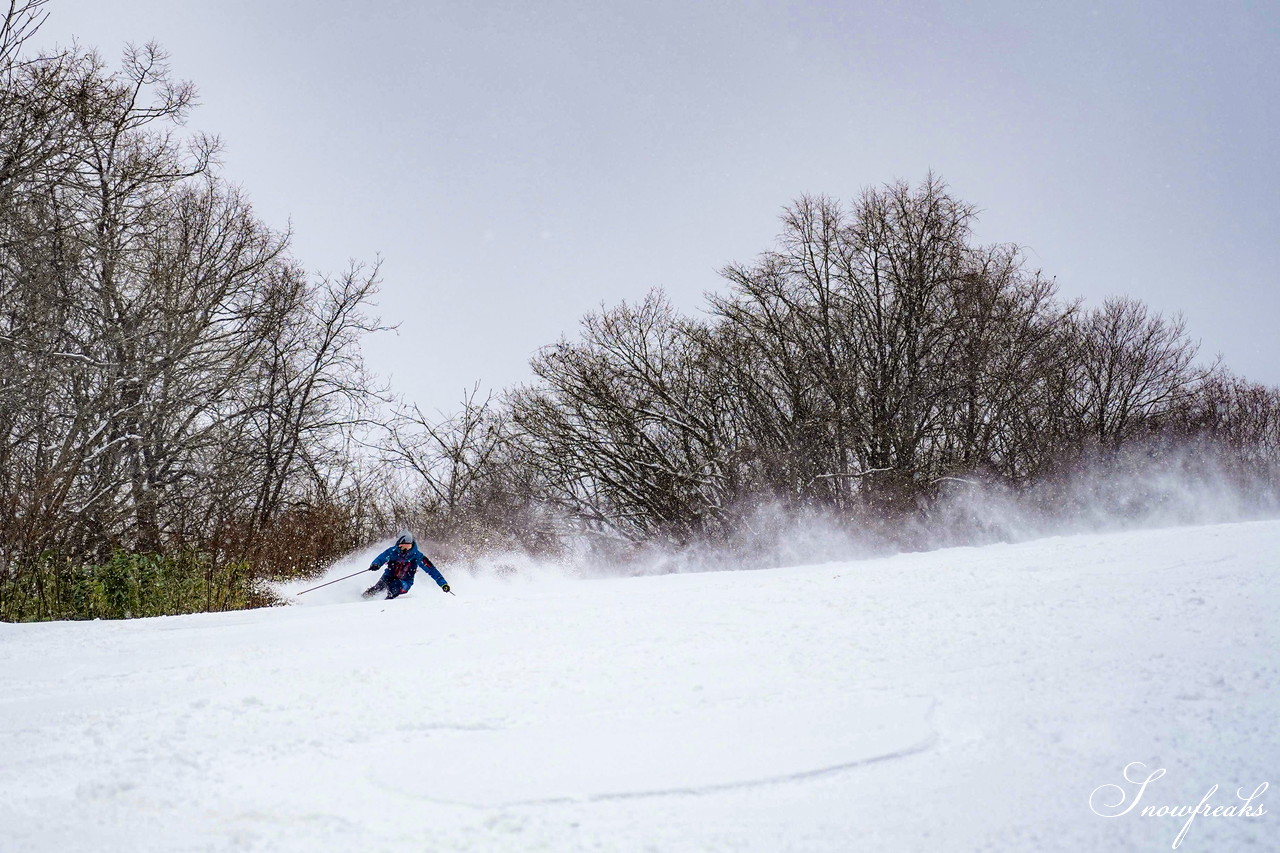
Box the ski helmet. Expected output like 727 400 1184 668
395 532 415 547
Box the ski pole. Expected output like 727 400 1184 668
296 568 369 595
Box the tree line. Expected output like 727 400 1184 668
385 180 1279 563
3 0 1277 619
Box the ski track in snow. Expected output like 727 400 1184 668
1 520 1277 852
366 695 940 808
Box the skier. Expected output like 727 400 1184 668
363 533 450 600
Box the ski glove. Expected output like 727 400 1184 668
441 584 450 593
367 565 378 572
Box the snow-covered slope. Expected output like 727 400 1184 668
2 521 1276 852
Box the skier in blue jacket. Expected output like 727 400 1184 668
363 533 450 599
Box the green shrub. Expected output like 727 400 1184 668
0 551 280 623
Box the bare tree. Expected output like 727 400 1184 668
383 384 503 519
709 177 985 513
1070 297 1203 444
510 291 736 545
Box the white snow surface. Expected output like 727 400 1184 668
1 520 1276 852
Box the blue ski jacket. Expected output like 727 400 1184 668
370 545 448 588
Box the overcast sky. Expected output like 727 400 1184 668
32 0 1280 409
